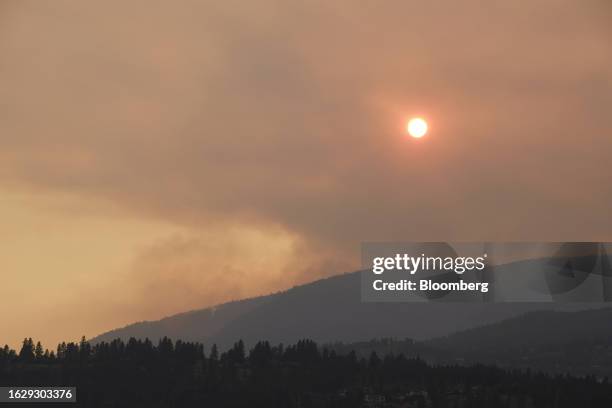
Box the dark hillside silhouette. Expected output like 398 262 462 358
92 269 598 349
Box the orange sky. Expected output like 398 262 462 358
1 0 611 349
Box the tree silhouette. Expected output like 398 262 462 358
1 336 611 407
18 338 35 362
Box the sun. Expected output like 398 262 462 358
407 117 428 138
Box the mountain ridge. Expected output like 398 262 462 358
92 269 598 348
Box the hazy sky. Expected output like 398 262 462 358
1 0 611 349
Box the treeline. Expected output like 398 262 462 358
1 337 612 407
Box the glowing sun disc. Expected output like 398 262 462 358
407 117 428 138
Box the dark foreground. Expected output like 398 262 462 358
1 337 611 408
